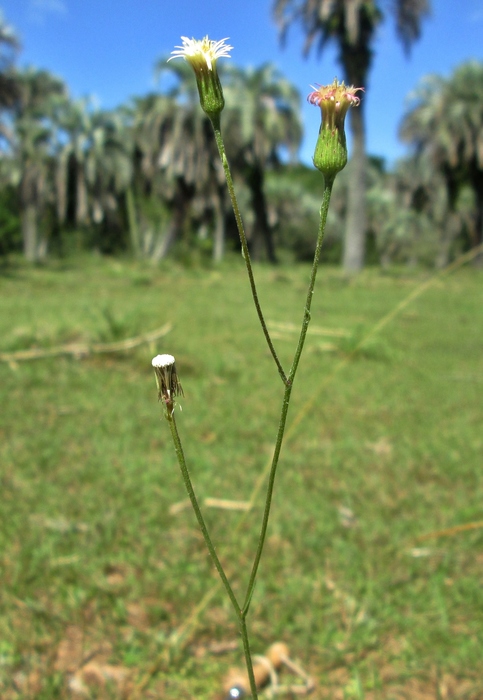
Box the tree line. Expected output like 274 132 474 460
0 10 482 268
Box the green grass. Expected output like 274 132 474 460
1 255 482 699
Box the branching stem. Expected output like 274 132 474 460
161 118 335 698
166 410 259 698
210 115 288 386
242 177 334 613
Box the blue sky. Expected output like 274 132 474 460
2 0 483 165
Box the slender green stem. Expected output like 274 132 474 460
242 379 293 616
163 176 334 698
210 116 287 386
288 177 334 382
240 614 259 700
166 411 240 615
166 409 260 699
242 178 335 614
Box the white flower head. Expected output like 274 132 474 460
168 36 231 119
169 36 233 71
152 354 176 369
152 354 183 413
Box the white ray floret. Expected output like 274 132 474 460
169 36 233 71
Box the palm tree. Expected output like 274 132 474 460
129 83 222 260
221 63 302 262
45 98 134 254
273 0 430 271
4 68 67 261
136 58 232 261
81 108 133 252
125 93 173 257
366 159 438 266
400 61 483 261
155 59 302 262
265 164 327 261
54 98 93 229
0 11 19 111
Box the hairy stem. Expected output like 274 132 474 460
166 412 239 613
242 177 334 614
240 614 258 699
166 410 259 699
164 174 334 699
210 116 287 385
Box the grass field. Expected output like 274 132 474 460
1 255 482 699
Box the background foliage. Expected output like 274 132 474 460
0 11 482 268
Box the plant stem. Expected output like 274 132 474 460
288 177 334 382
164 177 334 698
240 614 258 699
166 411 239 614
166 410 260 699
210 116 287 386
242 178 334 614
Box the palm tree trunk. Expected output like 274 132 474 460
76 164 89 226
55 155 68 224
22 202 39 262
153 178 194 261
247 164 277 263
471 168 483 267
152 224 176 261
435 212 456 269
125 185 140 257
20 168 42 262
342 104 367 272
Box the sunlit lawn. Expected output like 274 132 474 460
1 255 482 699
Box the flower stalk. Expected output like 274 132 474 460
169 34 286 384
153 356 259 699
157 44 362 699
210 124 288 385
242 179 334 615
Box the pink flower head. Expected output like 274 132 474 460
308 78 363 131
307 79 363 179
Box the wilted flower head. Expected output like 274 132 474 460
308 78 363 180
152 354 183 414
169 36 232 120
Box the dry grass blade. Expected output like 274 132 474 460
415 520 483 542
0 322 172 363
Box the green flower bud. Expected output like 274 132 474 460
169 36 232 120
308 79 363 181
